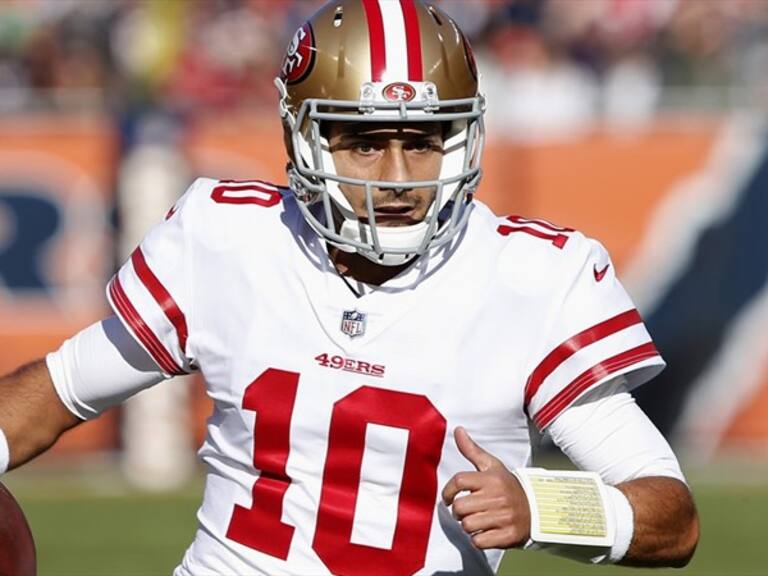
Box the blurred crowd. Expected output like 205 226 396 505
1 0 767 138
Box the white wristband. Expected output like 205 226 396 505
605 485 634 563
0 428 9 474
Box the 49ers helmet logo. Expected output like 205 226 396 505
281 23 315 84
383 82 416 102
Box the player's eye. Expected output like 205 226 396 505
352 141 381 155
406 137 442 154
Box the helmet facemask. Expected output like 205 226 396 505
279 78 486 266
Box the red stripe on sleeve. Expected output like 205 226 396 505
498 226 568 244
109 277 186 376
400 0 422 80
131 248 189 353
362 0 386 81
505 215 574 233
533 342 660 430
524 309 643 407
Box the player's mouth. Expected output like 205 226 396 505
371 205 420 226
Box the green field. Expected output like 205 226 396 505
6 464 766 576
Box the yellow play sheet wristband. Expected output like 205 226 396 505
513 468 616 548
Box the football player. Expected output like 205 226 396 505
0 1 698 574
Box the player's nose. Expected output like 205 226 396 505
379 144 412 195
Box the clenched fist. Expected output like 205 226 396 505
442 426 531 549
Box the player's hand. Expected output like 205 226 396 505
441 426 531 550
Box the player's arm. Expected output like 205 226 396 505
0 180 200 475
443 381 699 567
0 316 165 474
549 382 699 567
0 360 82 471
615 476 698 567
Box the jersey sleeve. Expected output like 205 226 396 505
106 179 202 376
524 238 665 431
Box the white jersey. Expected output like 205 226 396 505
107 177 665 575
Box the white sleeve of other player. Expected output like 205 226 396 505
548 376 686 485
46 316 166 420
524 238 665 431
106 179 202 376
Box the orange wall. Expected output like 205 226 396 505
0 116 119 453
185 114 719 273
481 127 718 270
3 114 735 455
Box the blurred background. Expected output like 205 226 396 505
1 0 767 574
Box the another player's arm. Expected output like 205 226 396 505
0 360 82 470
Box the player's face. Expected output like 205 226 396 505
328 122 444 227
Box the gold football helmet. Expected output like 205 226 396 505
275 0 485 265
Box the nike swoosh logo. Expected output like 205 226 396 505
594 263 610 282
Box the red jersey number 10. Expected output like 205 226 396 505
226 368 447 575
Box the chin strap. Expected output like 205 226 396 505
335 198 461 267
338 218 430 266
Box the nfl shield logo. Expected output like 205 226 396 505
341 310 367 338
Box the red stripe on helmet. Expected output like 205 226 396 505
362 0 386 81
400 0 423 80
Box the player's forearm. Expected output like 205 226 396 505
0 359 82 470
618 476 699 567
